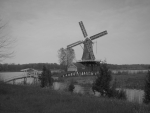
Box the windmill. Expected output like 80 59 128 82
67 21 107 71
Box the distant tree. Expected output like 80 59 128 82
58 48 67 66
143 70 150 104
39 66 53 88
0 19 14 61
92 61 112 96
58 48 75 71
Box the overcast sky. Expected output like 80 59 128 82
0 0 150 64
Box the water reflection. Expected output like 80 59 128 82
125 89 144 104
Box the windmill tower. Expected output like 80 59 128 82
67 21 107 71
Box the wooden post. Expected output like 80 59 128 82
33 77 35 84
24 77 27 85
33 77 38 85
66 48 68 72
35 77 37 85
13 79 15 85
33 77 36 85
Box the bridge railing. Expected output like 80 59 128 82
4 72 39 83
61 71 99 77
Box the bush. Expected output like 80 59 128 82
108 89 126 100
68 80 75 93
92 61 112 96
115 90 126 99
117 90 126 99
143 70 150 104
108 78 126 100
39 66 53 88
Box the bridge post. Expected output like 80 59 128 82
24 77 27 85
13 80 15 85
33 77 38 85
36 77 38 84
34 77 36 85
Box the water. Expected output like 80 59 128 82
111 70 148 74
0 72 36 84
0 72 145 104
125 89 144 104
53 82 68 90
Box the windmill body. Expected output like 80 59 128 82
82 38 95 60
67 21 107 70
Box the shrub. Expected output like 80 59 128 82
108 78 126 100
115 89 126 99
108 89 126 100
143 70 150 104
92 61 112 96
68 80 75 93
39 66 53 88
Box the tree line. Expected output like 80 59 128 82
108 64 150 70
0 63 61 72
0 63 149 72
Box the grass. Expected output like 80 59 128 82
60 73 146 90
112 73 146 89
0 82 150 113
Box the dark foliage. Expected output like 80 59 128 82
92 61 112 96
68 79 75 93
108 78 126 99
68 83 75 93
108 89 126 100
144 70 150 104
0 63 61 72
39 66 53 88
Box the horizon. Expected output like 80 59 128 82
0 0 150 65
1 62 150 65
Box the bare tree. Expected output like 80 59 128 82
0 19 14 61
66 48 76 66
58 47 75 70
58 48 67 66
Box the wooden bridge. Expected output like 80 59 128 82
5 68 40 85
5 74 39 85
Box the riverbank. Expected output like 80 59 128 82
60 73 146 90
0 82 149 113
0 72 146 90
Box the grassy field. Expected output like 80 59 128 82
0 82 150 113
112 73 146 90
60 73 146 90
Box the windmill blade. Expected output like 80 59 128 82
79 21 88 38
67 40 83 49
90 30 107 40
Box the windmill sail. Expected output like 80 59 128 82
79 21 88 37
67 40 83 49
90 31 107 40
67 21 108 62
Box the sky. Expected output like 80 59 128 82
0 0 150 64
